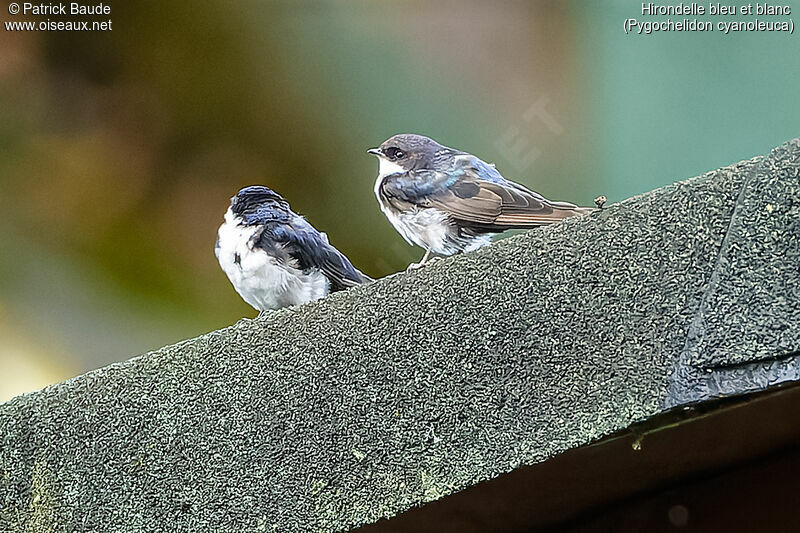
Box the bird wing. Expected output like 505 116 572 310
380 158 590 232
257 219 370 292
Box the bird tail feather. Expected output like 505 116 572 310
494 203 595 227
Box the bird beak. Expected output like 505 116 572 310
367 148 381 156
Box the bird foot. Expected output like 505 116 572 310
406 249 435 271
406 256 440 272
406 262 426 272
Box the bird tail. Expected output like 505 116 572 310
493 200 595 228
356 270 374 284
562 204 597 217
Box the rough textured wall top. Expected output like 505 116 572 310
686 140 800 366
1 140 799 532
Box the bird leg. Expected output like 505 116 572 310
406 249 432 271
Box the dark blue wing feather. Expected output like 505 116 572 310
380 155 583 229
257 218 368 292
381 167 465 203
453 154 507 184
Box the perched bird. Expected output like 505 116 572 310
215 186 371 311
368 134 595 268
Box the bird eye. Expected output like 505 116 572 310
385 147 405 159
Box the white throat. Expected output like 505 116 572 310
377 157 405 178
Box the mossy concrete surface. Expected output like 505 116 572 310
1 140 798 532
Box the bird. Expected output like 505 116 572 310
368 134 596 268
215 186 371 312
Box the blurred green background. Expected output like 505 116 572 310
1 0 798 401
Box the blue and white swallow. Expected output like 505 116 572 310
215 186 371 311
368 134 596 268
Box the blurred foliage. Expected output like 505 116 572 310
0 0 798 400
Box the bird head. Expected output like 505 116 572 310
367 134 448 176
230 186 290 223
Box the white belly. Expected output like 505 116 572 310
216 210 329 311
374 175 492 255
373 173 440 249
388 207 450 252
